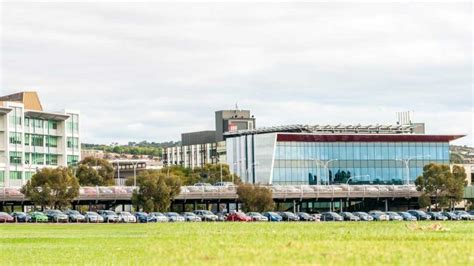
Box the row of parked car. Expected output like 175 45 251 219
0 209 473 223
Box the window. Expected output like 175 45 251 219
10 171 22 180
48 120 58 130
31 134 44 147
9 107 22 126
67 155 79 166
46 136 58 147
32 153 44 165
67 114 79 134
10 151 22 164
67 137 79 149
0 171 4 186
24 133 30 146
46 154 58 165
33 119 44 128
9 132 22 144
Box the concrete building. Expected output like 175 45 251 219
0 92 80 187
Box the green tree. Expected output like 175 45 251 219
415 163 467 210
237 183 274 212
75 156 115 186
21 167 79 209
127 170 181 212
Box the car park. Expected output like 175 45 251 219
193 210 218 221
320 212 343 221
408 210 431 220
98 210 119 223
227 212 251 222
397 212 417 221
10 212 31 223
84 211 104 223
247 212 269 222
150 212 169 222
182 212 202 222
453 211 474 220
45 210 69 223
117 212 137 223
384 212 403 221
427 212 448 221
353 212 374 221
369 211 390 221
442 212 461 221
296 212 315 221
166 212 185 222
262 212 283 222
278 212 300 221
0 212 14 223
340 212 360 221
64 210 86 223
29 211 49 223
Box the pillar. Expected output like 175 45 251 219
385 199 388 212
226 202 230 212
340 199 343 213
182 203 186 213
193 201 197 211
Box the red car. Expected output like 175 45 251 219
226 212 252 222
0 212 14 223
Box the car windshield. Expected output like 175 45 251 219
185 213 195 216
104 211 115 215
168 213 179 216
456 211 468 214
69 210 80 215
121 212 131 216
203 211 214 215
266 212 277 216
87 212 98 215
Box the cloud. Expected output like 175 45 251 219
1 2 472 145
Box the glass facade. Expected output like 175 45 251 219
273 141 449 185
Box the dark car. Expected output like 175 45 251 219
385 211 403 221
135 212 151 223
398 212 417 221
64 210 85 223
340 212 360 221
10 212 31 223
320 212 343 221
45 210 69 223
98 210 119 223
427 212 448 221
297 212 315 221
278 212 299 221
453 211 474 220
0 212 14 223
262 212 282 222
407 210 431 220
353 212 374 221
442 212 461 221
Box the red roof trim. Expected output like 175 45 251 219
276 134 465 143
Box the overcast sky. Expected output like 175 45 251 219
1 2 472 145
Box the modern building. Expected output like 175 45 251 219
0 92 80 187
163 108 255 169
225 124 464 185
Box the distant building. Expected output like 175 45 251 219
0 91 80 187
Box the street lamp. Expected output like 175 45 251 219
312 159 339 185
395 155 431 185
131 160 140 187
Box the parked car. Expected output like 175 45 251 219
385 211 403 221
453 211 474 220
193 210 218 221
0 212 14 223
10 212 31 223
247 212 269 222
340 212 360 221
262 212 282 222
397 212 417 221
320 212 344 221
427 212 448 221
135 212 151 223
193 183 218 192
296 212 315 221
278 212 300 221
408 210 431 220
311 213 322 222
214 182 235 188
369 211 390 221
29 211 49 223
117 211 136 223
45 210 69 223
166 212 185 222
215 212 227 222
84 211 104 223
64 210 85 223
150 212 169 222
226 212 251 222
182 212 202 222
98 210 119 223
442 212 461 221
353 212 374 221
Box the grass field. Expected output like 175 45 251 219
0 222 473 265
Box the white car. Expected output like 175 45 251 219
117 211 136 223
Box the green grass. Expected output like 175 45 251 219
0 222 473 265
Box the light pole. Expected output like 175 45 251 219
131 160 140 187
312 159 339 185
212 156 223 184
395 155 431 185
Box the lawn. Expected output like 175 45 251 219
0 222 473 265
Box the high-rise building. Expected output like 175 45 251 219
0 92 80 187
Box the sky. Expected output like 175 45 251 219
1 2 472 145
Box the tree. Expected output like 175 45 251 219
128 170 181 212
159 164 241 186
21 167 79 209
237 183 274 212
75 156 115 186
415 163 467 210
